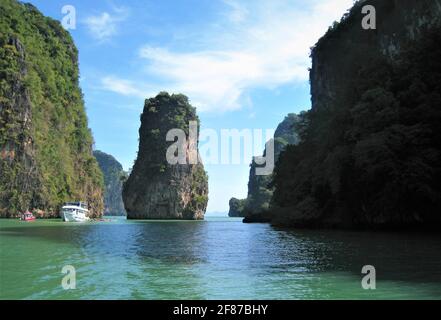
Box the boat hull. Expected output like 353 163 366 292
63 211 89 222
20 217 36 222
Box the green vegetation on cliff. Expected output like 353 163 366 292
228 198 246 217
0 0 104 217
94 151 127 216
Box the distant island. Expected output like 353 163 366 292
228 113 300 222
93 151 127 216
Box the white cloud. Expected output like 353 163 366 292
84 6 129 41
101 76 150 98
138 47 262 111
101 0 354 112
223 0 249 23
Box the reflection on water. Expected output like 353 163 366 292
0 217 440 299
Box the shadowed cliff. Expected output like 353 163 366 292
94 151 127 216
271 0 441 229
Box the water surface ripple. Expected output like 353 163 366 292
0 217 440 299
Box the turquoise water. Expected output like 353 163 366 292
0 216 440 300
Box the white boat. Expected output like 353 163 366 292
62 202 90 222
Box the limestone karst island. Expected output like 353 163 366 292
123 92 209 220
1 0 441 301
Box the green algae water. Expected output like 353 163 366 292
0 216 440 300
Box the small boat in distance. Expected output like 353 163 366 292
62 202 90 222
20 211 36 221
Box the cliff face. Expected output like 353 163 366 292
123 92 208 220
228 114 299 220
271 0 441 229
228 198 246 217
0 1 104 218
311 0 441 111
94 151 127 216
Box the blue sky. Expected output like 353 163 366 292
27 0 354 213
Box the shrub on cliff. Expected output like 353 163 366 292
228 198 246 217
